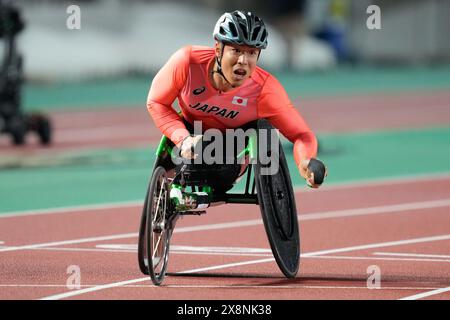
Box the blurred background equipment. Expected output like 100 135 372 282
0 0 52 145
11 0 450 80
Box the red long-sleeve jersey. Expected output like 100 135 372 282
147 45 317 168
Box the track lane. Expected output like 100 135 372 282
1 176 449 246
0 175 450 299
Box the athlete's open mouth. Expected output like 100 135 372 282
234 69 247 76
233 69 247 81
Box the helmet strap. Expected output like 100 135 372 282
212 43 235 88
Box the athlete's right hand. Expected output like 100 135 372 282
299 158 327 188
179 135 203 159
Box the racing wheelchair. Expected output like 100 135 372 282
137 119 325 285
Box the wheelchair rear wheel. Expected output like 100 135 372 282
255 120 300 278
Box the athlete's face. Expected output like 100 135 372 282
215 42 260 87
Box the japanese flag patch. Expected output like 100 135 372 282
232 96 248 107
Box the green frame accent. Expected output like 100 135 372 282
155 135 167 156
156 135 180 160
236 131 258 161
201 186 212 193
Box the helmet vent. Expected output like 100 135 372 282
261 29 267 42
252 26 261 41
229 22 238 37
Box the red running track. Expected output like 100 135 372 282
0 175 449 300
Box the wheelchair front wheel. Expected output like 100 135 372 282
140 166 171 285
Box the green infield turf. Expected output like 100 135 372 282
1 126 449 213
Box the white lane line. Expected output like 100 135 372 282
38 233 450 300
5 245 450 262
39 277 150 300
175 258 276 275
302 234 450 257
311 255 450 263
20 247 136 254
2 173 449 219
39 258 275 300
0 284 441 291
374 252 450 259
174 220 262 233
399 287 450 300
2 284 94 288
95 244 136 250
159 285 440 291
171 251 270 257
0 200 142 219
300 198 450 221
97 244 272 254
20 246 273 257
0 233 137 253
3 198 450 254
94 244 136 250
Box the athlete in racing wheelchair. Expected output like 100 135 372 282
138 10 327 285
